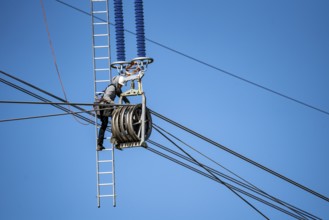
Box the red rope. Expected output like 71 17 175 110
40 0 88 125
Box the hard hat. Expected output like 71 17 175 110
118 76 126 86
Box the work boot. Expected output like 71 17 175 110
97 144 105 151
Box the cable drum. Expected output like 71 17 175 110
111 104 152 146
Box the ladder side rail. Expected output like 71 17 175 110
112 143 117 207
104 0 116 207
90 0 102 208
105 0 112 81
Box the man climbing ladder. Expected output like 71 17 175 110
97 75 130 151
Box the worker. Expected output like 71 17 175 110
97 75 130 151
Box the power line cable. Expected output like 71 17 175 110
0 100 133 107
0 76 292 219
0 88 310 217
0 73 114 133
55 0 329 118
0 77 95 126
149 128 317 220
2 71 327 210
148 141 317 219
0 75 319 219
39 0 87 125
0 76 303 219
146 146 309 220
0 70 94 117
5 70 322 205
148 139 317 220
0 109 100 123
153 126 317 219
150 125 316 219
40 0 64 96
150 109 329 203
153 123 257 188
152 125 270 220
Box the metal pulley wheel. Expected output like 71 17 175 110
111 104 152 145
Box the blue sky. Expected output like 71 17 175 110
0 0 329 219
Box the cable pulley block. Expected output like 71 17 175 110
111 104 152 149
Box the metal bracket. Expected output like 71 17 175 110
110 58 153 150
113 141 148 149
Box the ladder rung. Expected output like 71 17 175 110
103 148 112 151
98 195 114 198
98 183 113 186
93 22 108 25
98 171 113 174
93 11 107 14
94 45 109 48
95 68 110 71
94 34 108 37
96 80 111 83
94 57 109 60
92 0 107 2
98 160 113 163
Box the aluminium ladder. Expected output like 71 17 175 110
91 0 116 207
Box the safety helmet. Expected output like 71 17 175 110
118 76 126 86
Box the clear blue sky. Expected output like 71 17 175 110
1 0 329 219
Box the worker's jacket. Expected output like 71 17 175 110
102 76 129 104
